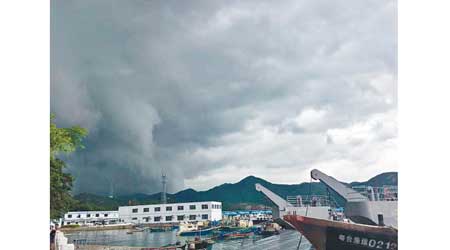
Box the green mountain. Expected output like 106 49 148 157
72 172 397 211
350 172 398 187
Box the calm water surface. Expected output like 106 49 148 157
66 229 313 250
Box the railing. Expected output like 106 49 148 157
286 195 339 208
351 185 398 201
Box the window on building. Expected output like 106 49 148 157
68 214 72 218
166 216 173 221
177 206 184 211
189 205 196 210
87 214 91 218
202 204 208 209
202 214 208 220
104 214 108 217
154 207 161 212
166 206 172 211
132 208 138 213
177 215 185 221
189 215 196 220
96 214 99 217
143 208 149 212
154 216 161 222
77 214 81 218
132 217 138 220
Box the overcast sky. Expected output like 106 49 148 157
51 0 397 195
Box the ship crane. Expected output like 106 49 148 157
255 183 331 228
311 169 368 202
255 183 295 228
311 169 397 228
255 183 293 217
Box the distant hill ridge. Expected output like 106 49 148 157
72 172 397 211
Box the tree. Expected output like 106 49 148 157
50 114 88 219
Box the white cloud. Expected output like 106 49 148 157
183 109 397 190
293 107 328 131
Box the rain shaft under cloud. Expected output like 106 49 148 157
51 0 397 195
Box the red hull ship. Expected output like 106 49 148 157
284 215 397 250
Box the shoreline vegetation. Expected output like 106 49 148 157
50 114 88 220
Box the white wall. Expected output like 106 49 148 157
118 201 222 224
63 211 119 225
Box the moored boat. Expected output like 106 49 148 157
284 215 397 250
140 246 182 250
178 227 215 236
216 226 246 232
257 222 281 237
221 232 253 240
162 241 187 249
141 246 179 250
127 227 145 234
150 226 173 232
284 169 398 250
212 230 254 241
186 237 214 250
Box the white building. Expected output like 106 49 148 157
118 201 222 224
62 211 119 226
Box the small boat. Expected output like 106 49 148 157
162 241 187 249
259 229 279 237
215 232 253 241
150 227 173 232
186 238 214 250
253 222 280 237
178 227 215 237
226 232 253 240
126 226 146 234
215 226 246 232
142 245 182 250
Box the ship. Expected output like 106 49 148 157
284 169 398 250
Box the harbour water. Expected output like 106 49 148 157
65 229 313 250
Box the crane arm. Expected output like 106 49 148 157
255 183 293 210
311 169 368 202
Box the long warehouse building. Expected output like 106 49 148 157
118 201 222 224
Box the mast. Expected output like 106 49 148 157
161 173 167 204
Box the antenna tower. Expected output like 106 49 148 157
161 173 167 204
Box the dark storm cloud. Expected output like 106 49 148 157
51 0 397 194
